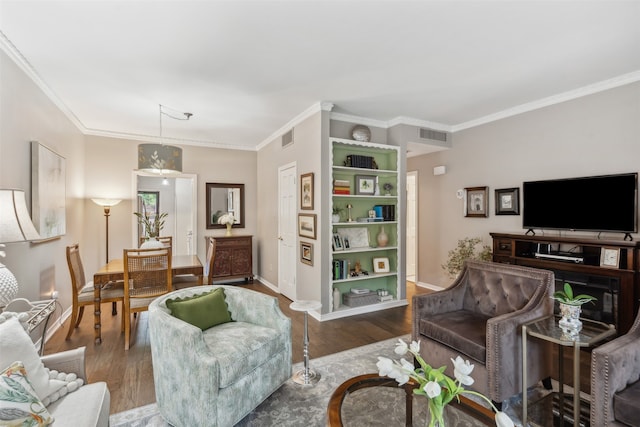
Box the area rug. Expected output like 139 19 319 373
109 335 542 426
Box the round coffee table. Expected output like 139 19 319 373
289 300 322 385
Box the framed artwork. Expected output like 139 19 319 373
600 247 620 269
300 241 313 265
31 141 66 239
372 257 390 273
300 172 314 210
465 186 488 218
337 227 369 248
495 187 520 215
355 175 376 195
298 213 317 239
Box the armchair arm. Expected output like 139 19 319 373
40 346 87 382
485 280 554 402
591 329 640 426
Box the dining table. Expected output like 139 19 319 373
92 254 203 344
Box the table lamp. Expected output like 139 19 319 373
0 189 41 307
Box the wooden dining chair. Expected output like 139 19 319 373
65 243 124 340
173 236 216 289
123 246 172 350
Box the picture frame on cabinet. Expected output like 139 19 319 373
300 172 314 210
372 257 390 273
355 175 376 195
465 186 489 218
600 247 620 269
332 233 344 251
300 241 313 265
298 213 317 239
495 187 520 215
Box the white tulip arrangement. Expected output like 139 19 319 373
377 339 514 427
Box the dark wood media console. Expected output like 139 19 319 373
491 232 639 334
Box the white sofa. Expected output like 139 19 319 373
0 316 109 426
41 347 111 427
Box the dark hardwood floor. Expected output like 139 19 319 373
43 281 431 414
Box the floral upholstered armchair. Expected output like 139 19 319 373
412 260 554 404
148 285 291 427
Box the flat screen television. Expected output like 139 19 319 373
522 173 638 234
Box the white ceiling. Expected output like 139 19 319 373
1 1 639 152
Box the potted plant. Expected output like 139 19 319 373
552 282 597 336
332 205 343 223
442 237 492 279
134 211 167 246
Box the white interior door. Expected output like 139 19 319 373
406 171 417 281
278 163 297 300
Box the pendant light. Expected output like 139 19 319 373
138 104 192 175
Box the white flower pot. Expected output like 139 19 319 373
558 303 582 337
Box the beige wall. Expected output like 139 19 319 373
408 81 640 287
256 111 323 301
0 49 86 323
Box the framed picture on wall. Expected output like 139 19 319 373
300 241 313 265
31 141 66 239
495 187 520 215
300 172 314 210
298 213 317 239
465 186 488 218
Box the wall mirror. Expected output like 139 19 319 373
206 183 245 229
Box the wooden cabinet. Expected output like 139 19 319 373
491 232 639 333
210 235 253 283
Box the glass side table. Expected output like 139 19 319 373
522 315 616 427
2 298 56 355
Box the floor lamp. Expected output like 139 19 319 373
92 198 121 315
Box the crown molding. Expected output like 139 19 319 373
0 30 87 133
84 128 256 151
452 70 640 132
256 101 334 151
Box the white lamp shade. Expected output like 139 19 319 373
0 189 41 244
91 198 122 207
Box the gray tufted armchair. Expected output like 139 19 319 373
412 260 554 404
591 309 640 426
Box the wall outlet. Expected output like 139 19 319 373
51 290 59 299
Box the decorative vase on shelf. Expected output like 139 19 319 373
332 213 340 223
377 227 388 247
225 223 233 237
333 288 341 309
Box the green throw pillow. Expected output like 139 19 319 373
166 288 232 331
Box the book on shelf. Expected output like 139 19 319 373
357 217 384 222
351 288 370 294
345 154 377 169
333 179 350 187
374 204 395 221
332 259 351 280
333 188 351 195
377 294 394 302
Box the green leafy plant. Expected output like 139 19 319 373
552 282 597 306
442 237 492 278
134 211 167 238
332 205 343 215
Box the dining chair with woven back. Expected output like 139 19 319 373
123 246 173 350
65 243 124 340
173 236 216 289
